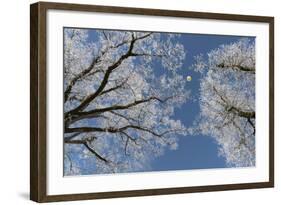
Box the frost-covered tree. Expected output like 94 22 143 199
191 39 255 167
63 28 188 175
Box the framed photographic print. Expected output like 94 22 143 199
30 1 274 202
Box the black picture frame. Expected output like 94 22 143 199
30 1 274 202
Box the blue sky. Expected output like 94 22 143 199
65 28 255 174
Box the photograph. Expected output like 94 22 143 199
63 28 256 176
30 2 274 201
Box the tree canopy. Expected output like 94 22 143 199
192 39 255 167
63 29 188 175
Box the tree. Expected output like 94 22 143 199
191 39 255 167
63 29 188 175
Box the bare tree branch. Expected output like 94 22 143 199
64 32 139 103
66 32 154 115
212 86 255 119
65 96 170 125
217 63 255 73
64 137 108 163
